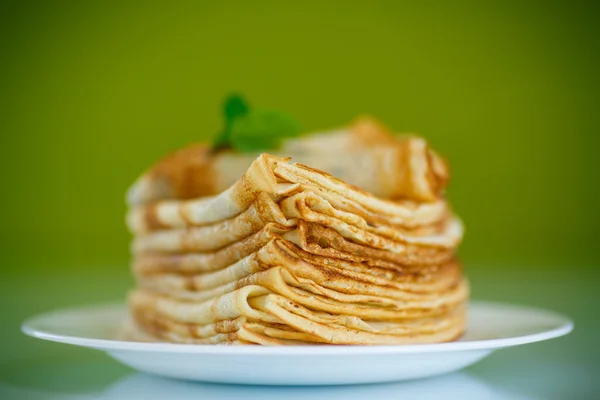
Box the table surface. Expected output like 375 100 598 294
1 265 597 399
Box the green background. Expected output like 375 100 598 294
1 1 598 397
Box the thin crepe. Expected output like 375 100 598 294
133 220 454 276
126 117 448 206
127 153 449 235
129 282 466 345
137 263 468 320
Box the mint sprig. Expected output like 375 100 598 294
212 94 250 150
212 94 300 152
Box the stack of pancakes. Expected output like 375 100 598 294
125 123 467 345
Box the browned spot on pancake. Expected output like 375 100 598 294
351 116 397 146
187 324 197 338
215 320 239 334
317 237 329 248
148 144 218 199
214 320 228 333
184 276 197 291
294 163 334 178
235 275 252 290
143 203 169 231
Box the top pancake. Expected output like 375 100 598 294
126 117 449 206
127 153 452 236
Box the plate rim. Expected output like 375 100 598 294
22 300 573 355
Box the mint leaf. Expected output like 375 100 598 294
212 94 300 153
229 110 300 152
223 94 250 122
212 94 250 150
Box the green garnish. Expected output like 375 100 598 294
212 94 250 150
212 94 300 152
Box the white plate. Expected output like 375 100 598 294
22 301 572 386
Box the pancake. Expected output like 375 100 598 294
124 124 467 346
136 244 463 298
132 222 289 275
137 263 468 317
136 240 464 299
126 117 448 206
290 220 455 268
130 192 289 253
129 284 466 345
127 157 449 235
133 220 454 276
